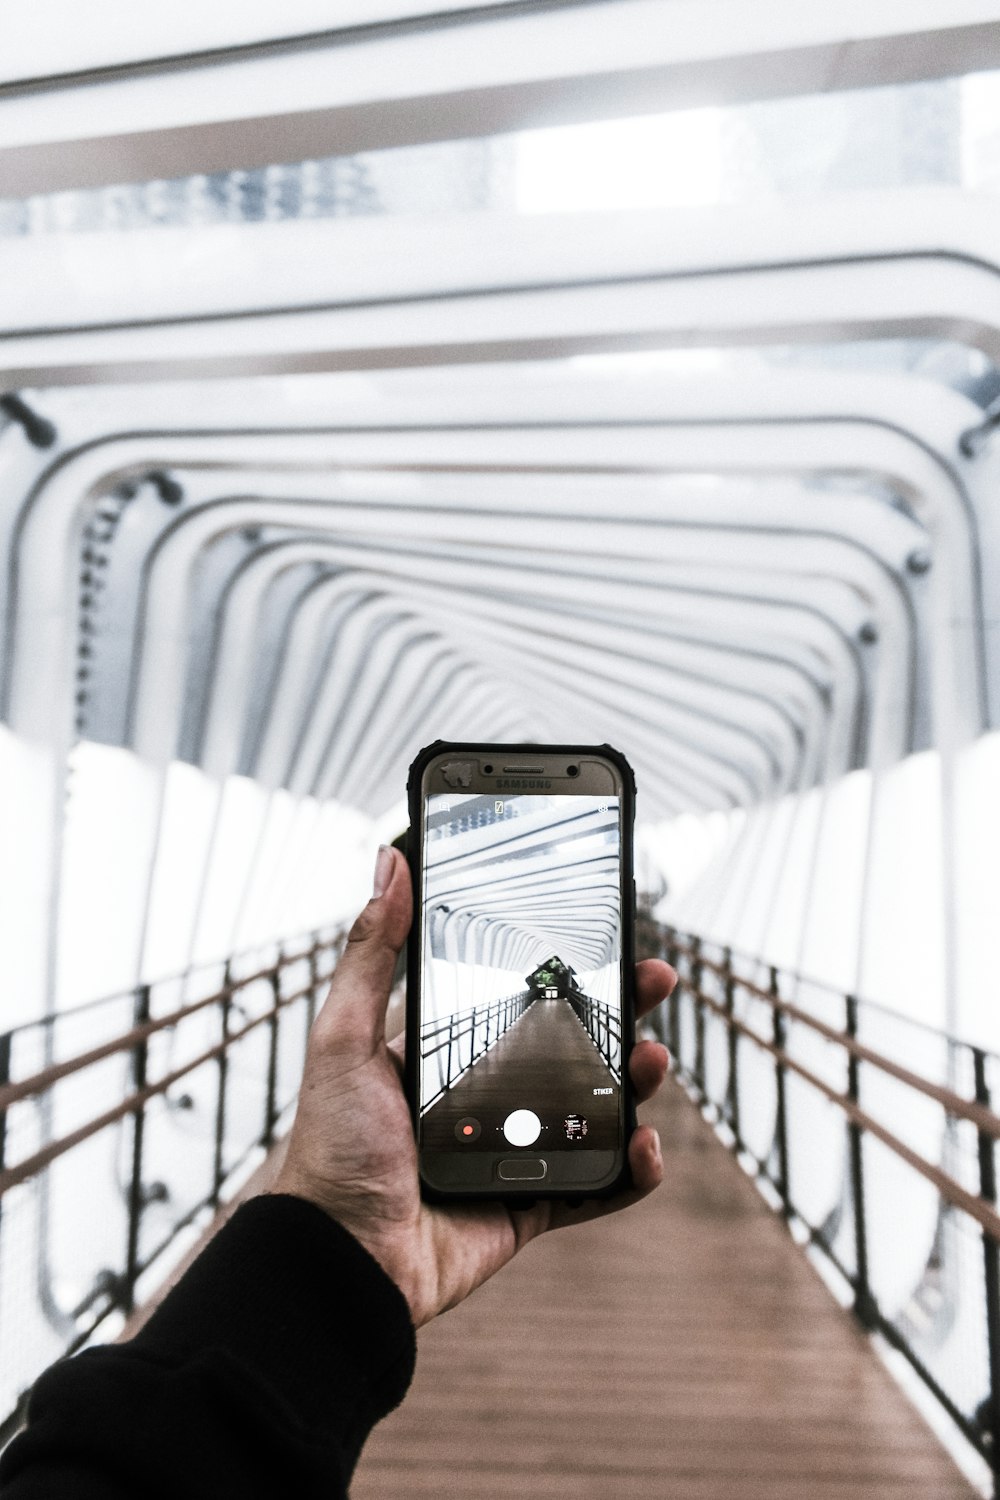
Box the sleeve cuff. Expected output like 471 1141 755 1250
133 1192 416 1453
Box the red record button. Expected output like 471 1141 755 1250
455 1117 481 1142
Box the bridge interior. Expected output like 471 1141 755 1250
2 3 1000 1495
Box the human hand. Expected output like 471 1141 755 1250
272 845 675 1328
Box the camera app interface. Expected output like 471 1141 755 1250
418 793 622 1154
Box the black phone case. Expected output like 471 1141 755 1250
404 740 638 1204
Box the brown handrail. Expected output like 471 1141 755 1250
687 981 1000 1243
668 937 1000 1140
660 928 1000 1474
2 919 993 1478
0 948 325 1116
5 930 996 1226
0 978 318 1200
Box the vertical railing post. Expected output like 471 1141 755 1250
123 984 151 1314
262 967 281 1148
974 1048 1000 1490
724 949 741 1150
845 995 876 1327
0 1031 12 1245
692 936 705 1097
666 928 681 1069
212 961 233 1207
445 1014 455 1092
770 967 791 1217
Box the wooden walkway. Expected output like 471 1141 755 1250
421 996 619 1152
353 1075 979 1500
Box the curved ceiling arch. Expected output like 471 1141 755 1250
249 570 742 816
3 429 935 828
142 547 778 814
202 539 830 777
204 556 812 803
0 5 994 193
5 413 938 718
121 489 916 778
3 372 977 723
7 253 1000 388
4 190 1000 329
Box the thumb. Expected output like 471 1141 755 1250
314 845 412 1062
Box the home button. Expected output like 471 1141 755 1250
498 1158 547 1181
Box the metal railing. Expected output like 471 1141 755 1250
419 990 530 1111
5 918 999 1487
566 989 622 1082
656 925 1000 1492
0 924 342 1445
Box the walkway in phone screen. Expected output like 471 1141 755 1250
419 994 618 1152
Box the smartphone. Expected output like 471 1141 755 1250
405 741 636 1202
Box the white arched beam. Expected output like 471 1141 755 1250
201 542 832 785
2 427 931 775
3 194 1000 386
3 193 998 332
120 482 913 772
0 6 996 194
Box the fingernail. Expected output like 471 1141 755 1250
652 1130 663 1168
372 844 394 899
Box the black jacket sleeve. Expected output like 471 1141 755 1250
0 1194 416 1499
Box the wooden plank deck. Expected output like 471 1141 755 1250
353 1075 979 1500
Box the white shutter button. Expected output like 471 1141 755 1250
502 1109 542 1146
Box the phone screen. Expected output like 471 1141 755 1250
415 789 624 1178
